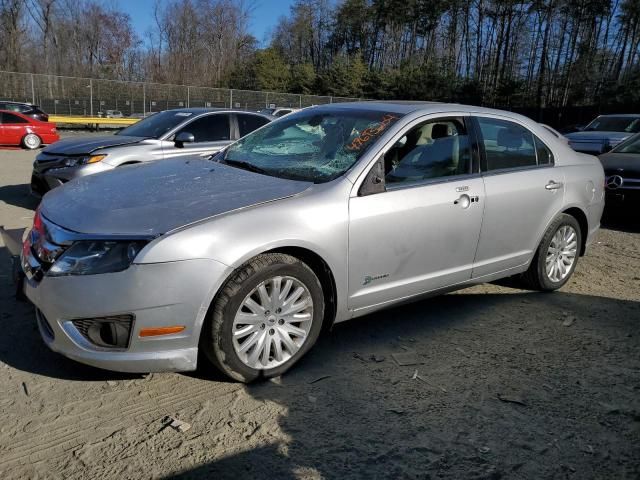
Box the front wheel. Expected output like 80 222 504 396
22 133 42 150
522 214 581 291
201 253 325 382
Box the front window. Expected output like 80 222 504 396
613 133 640 154
584 116 640 133
219 109 403 183
385 118 472 186
116 110 194 138
175 114 230 142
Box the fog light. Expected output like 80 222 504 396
72 315 134 349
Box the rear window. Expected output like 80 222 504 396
237 114 269 137
477 117 537 170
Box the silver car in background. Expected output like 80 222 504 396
30 108 271 195
565 114 640 154
259 107 300 117
21 101 604 382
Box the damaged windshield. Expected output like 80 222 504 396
219 109 403 183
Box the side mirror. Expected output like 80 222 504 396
358 159 386 196
175 131 195 148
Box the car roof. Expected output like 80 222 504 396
306 101 539 123
163 107 271 117
595 114 640 118
0 100 35 105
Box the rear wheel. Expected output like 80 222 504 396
201 253 324 382
22 133 42 150
523 214 581 291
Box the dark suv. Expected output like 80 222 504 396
0 101 49 122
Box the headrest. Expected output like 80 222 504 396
497 128 523 149
431 123 450 139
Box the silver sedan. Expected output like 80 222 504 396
20 102 605 382
30 108 271 195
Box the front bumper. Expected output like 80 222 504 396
30 160 113 196
23 258 229 372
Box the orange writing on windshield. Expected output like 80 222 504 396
346 114 399 151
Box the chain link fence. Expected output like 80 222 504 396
0 71 360 116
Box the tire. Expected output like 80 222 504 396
201 253 325 382
522 214 582 291
22 133 42 150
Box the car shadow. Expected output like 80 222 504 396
165 289 640 479
601 208 640 233
0 246 141 381
0 183 40 211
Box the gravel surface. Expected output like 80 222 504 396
0 145 638 479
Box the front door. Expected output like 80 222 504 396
348 116 485 312
162 113 232 159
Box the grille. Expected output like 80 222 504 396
72 315 134 349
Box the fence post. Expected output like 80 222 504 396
229 89 233 109
143 83 146 116
299 95 302 108
30 74 35 104
187 86 190 107
89 79 93 116
329 96 333 104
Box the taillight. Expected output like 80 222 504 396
33 209 45 237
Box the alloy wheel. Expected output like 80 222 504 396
24 134 41 149
232 275 314 369
545 225 578 283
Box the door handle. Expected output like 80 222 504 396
545 180 563 190
454 194 471 208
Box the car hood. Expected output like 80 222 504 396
565 131 631 145
598 152 640 175
41 135 144 155
40 158 312 236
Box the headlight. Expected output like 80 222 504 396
63 154 107 167
48 240 146 276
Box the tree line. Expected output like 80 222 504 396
1 0 639 114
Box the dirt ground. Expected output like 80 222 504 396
0 142 638 479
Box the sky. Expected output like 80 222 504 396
111 0 296 47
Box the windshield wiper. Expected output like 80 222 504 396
221 159 269 175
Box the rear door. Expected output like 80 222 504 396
472 115 564 278
163 113 232 159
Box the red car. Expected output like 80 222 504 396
0 110 59 149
